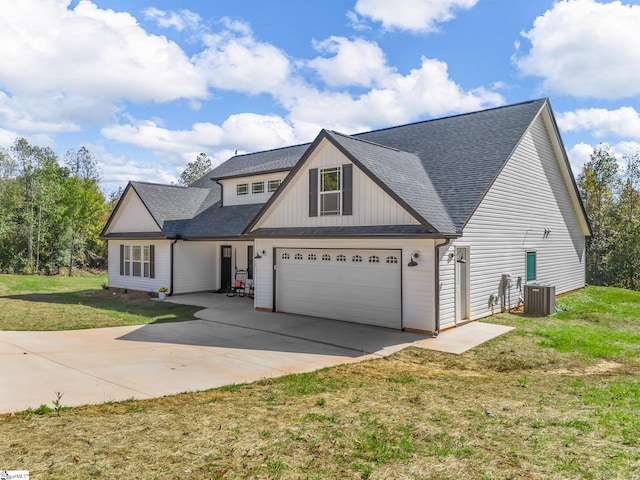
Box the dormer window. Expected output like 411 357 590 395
268 179 282 192
252 181 264 194
237 183 248 196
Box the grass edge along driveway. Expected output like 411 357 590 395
0 274 200 331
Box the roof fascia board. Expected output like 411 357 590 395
540 103 593 237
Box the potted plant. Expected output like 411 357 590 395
158 287 168 299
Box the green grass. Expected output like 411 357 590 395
0 273 200 330
1 284 640 479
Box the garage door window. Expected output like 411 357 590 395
322 254 331 261
386 256 398 264
308 253 316 260
369 255 380 263
352 255 362 262
282 253 290 259
294 253 303 260
337 254 346 262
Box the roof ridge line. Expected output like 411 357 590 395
326 129 406 153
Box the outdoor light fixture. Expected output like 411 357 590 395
456 252 466 264
407 251 420 267
254 249 266 259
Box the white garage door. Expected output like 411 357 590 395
276 248 402 329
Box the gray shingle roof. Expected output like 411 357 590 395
324 130 456 233
107 99 550 239
130 181 219 228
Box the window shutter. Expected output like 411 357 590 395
150 245 155 279
120 245 124 276
342 164 353 215
309 168 318 217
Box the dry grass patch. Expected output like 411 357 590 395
2 345 639 479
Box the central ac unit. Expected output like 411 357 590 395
524 284 555 316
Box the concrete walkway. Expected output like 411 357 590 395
0 293 513 414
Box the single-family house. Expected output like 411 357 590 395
101 98 591 334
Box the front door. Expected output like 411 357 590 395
221 245 232 291
455 247 470 324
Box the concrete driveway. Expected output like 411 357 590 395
0 294 429 413
1 293 513 414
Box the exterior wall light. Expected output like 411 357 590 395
408 251 420 267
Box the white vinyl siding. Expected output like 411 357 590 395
173 241 217 294
105 190 160 234
108 240 170 292
438 113 587 328
253 140 420 229
222 173 287 206
254 238 436 332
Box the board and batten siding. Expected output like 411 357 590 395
254 139 420 229
107 240 171 292
439 113 587 328
106 190 160 233
253 238 436 332
221 172 287 206
173 241 216 294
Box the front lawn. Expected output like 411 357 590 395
0 274 200 330
1 285 639 479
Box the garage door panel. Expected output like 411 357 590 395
276 248 401 329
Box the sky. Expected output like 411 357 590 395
1 0 640 194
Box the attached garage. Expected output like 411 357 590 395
275 248 402 329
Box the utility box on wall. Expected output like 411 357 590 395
524 284 556 316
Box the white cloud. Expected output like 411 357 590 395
194 19 291 95
353 0 479 32
558 107 640 139
566 141 640 177
0 0 207 135
101 113 297 164
289 57 504 132
517 0 640 99
567 142 595 175
143 7 202 31
308 37 395 88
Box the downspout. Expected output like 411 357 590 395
169 237 180 296
434 238 453 337
215 179 223 207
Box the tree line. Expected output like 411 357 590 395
578 144 640 290
0 138 109 275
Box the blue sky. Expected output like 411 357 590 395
1 0 640 194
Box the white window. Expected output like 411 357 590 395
268 179 282 192
121 245 153 278
320 167 341 216
252 181 265 194
237 183 248 196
